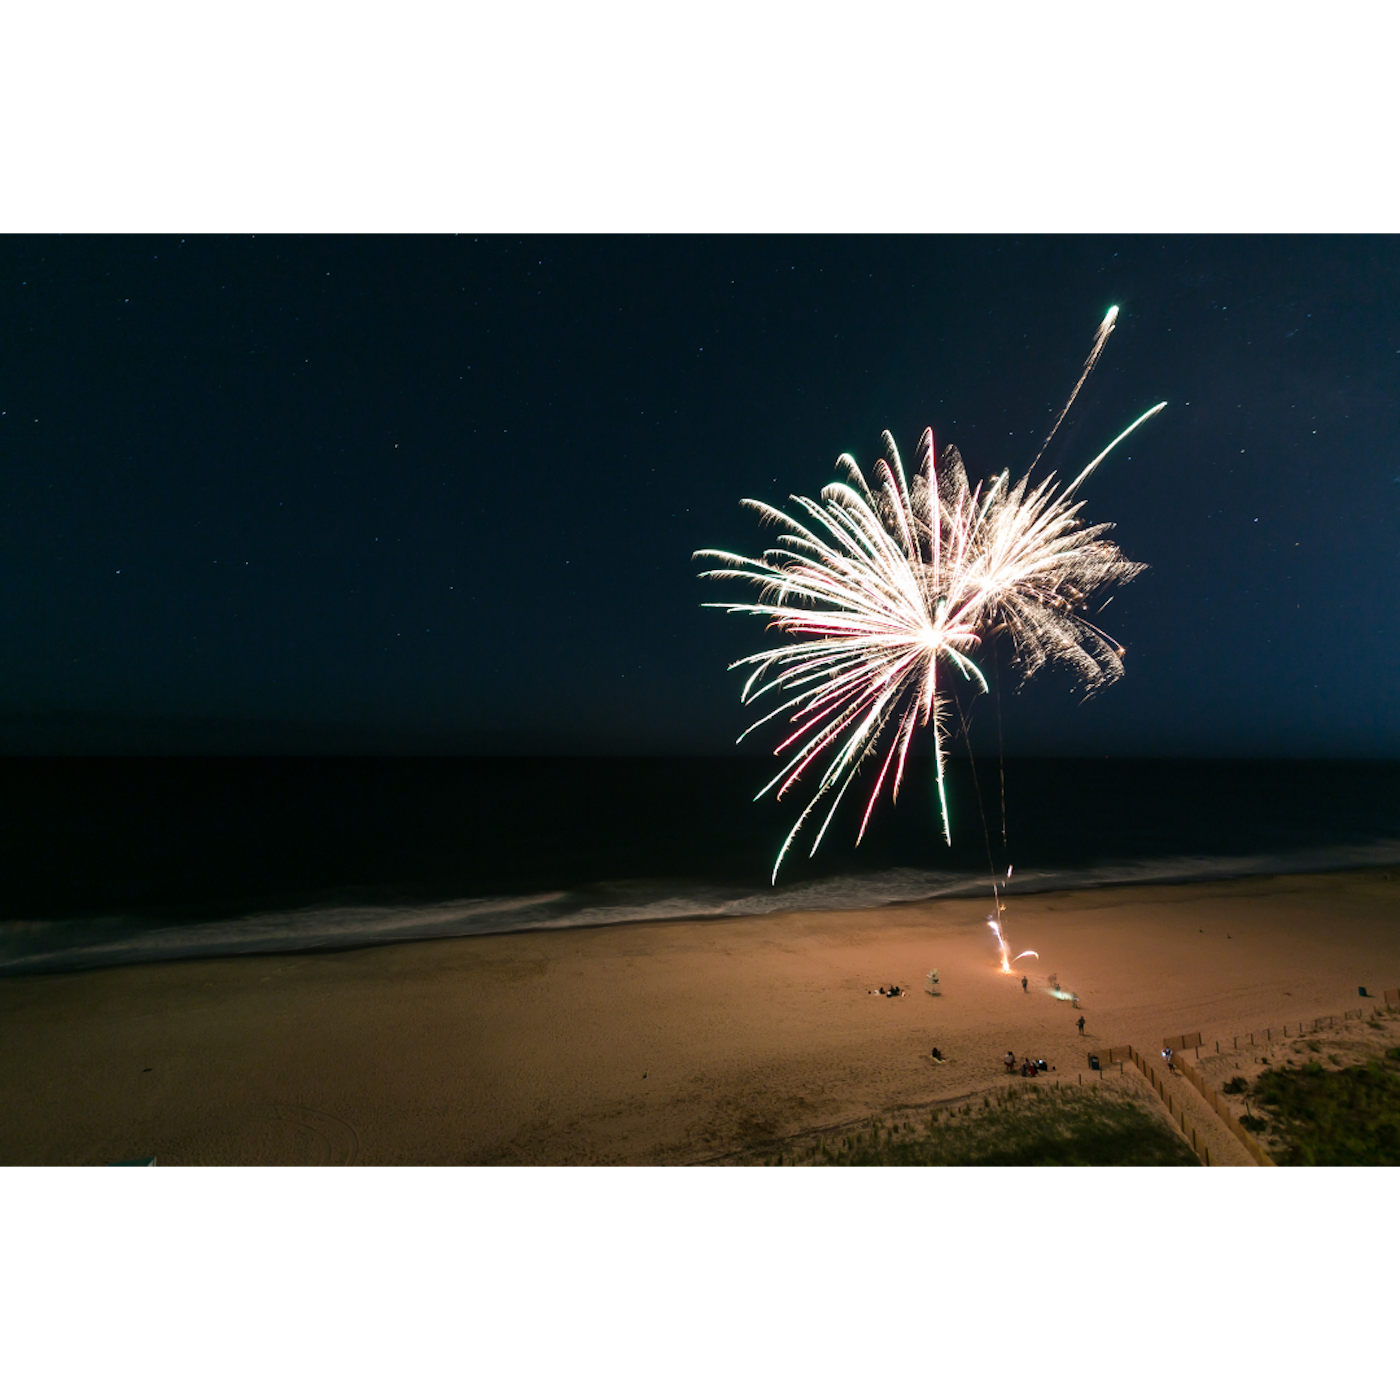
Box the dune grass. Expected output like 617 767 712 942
757 1081 1199 1167
1247 1043 1400 1166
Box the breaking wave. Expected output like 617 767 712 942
4 838 1399 976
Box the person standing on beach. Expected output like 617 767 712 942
1021 975 1028 993
1077 1015 1085 1035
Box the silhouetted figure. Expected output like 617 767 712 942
931 1047 945 1063
1077 1015 1086 1035
1021 976 1028 993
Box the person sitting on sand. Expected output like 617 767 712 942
1035 1058 1049 1074
931 1047 945 1063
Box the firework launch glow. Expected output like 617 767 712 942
697 309 1164 883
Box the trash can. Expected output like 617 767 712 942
1087 1054 1100 1071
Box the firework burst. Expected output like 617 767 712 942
696 308 1164 882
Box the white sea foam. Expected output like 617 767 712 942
5 839 1400 975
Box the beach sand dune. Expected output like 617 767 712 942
2 868 1398 1165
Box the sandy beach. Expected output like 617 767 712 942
2 867 1398 1166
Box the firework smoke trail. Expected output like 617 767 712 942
696 311 1164 883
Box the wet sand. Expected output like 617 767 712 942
2 867 1398 1165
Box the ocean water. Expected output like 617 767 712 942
1 756 1396 975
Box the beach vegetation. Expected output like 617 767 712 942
1243 1053 1400 1165
756 1084 1199 1167
1223 1077 1248 1094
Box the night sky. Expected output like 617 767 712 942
2 234 1397 758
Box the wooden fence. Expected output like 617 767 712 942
1127 1048 1210 1165
1172 1055 1274 1166
1162 1031 1203 1053
1212 1007 1375 1054
1114 999 1400 1165
1127 1046 1272 1167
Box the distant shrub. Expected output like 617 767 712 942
1224 1077 1248 1095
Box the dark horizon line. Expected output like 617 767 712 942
0 725 1395 765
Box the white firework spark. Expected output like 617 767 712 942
696 308 1164 882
